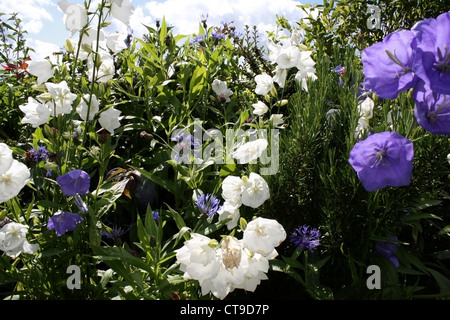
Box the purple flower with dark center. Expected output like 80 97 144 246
290 225 321 252
212 31 224 40
413 80 450 135
412 12 450 95
57 169 90 197
349 131 414 192
375 236 400 267
362 29 418 99
47 211 83 237
195 193 222 218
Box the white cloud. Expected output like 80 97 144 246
0 0 54 22
143 0 306 41
26 39 61 62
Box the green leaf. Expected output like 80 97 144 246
306 285 334 300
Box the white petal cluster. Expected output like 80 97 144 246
254 73 274 96
99 107 121 134
176 217 286 300
27 59 54 85
0 222 39 258
267 30 317 92
57 0 88 37
354 96 375 138
219 172 270 229
45 81 77 116
212 79 233 103
0 144 30 204
76 94 100 121
231 138 268 164
19 97 52 128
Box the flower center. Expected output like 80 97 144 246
0 173 12 184
221 236 241 270
435 45 450 74
371 147 388 168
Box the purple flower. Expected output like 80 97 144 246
57 170 90 197
375 236 400 267
102 224 129 240
152 211 159 221
413 80 450 135
195 193 222 218
73 194 88 214
334 65 346 87
171 133 201 163
290 225 321 252
361 29 418 99
349 131 414 192
412 12 450 95
29 146 49 162
47 211 84 237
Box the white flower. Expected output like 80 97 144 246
27 59 54 85
0 159 30 204
106 33 128 54
358 97 374 120
276 45 301 69
221 176 245 201
176 233 220 282
268 41 282 63
272 66 287 88
57 0 88 37
76 94 99 121
19 97 52 128
0 143 13 174
218 199 241 230
447 154 450 165
354 117 369 139
270 114 284 127
98 107 121 134
0 222 39 258
88 51 115 83
211 79 233 103
45 81 77 116
254 73 274 96
241 172 270 209
243 217 286 257
294 50 317 92
231 139 268 164
80 28 106 49
252 101 269 116
110 0 135 27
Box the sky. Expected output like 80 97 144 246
0 0 322 61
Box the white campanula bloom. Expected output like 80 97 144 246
270 114 284 127
255 73 274 96
106 33 128 54
354 117 370 139
57 0 88 37
211 79 233 103
19 97 52 128
447 154 450 165
231 138 268 164
0 222 39 258
243 217 286 257
276 45 302 69
0 159 31 204
45 81 77 116
80 28 106 50
98 107 121 134
76 94 100 121
241 173 270 209
273 66 287 88
175 233 220 282
27 59 54 85
294 50 317 92
109 0 135 27
176 218 286 299
358 96 374 120
221 175 245 201
218 198 241 230
0 143 13 174
252 101 269 116
88 51 115 83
